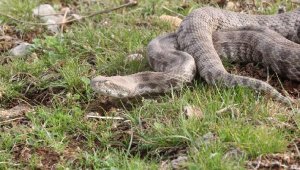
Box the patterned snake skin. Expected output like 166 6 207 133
91 7 300 104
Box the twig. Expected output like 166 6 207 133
267 117 295 130
0 2 138 26
0 162 20 166
60 8 69 33
254 155 262 170
38 13 66 16
0 117 24 125
293 142 300 157
126 128 134 155
162 6 185 18
86 115 124 120
216 104 238 114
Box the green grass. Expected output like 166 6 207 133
0 0 299 169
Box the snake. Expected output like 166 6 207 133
91 7 300 104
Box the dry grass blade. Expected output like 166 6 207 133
0 1 138 26
216 104 238 114
0 117 24 125
86 114 124 120
159 15 182 28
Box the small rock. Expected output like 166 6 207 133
46 19 60 33
33 4 64 33
183 105 204 120
159 160 171 170
171 156 188 169
10 43 32 57
126 53 144 61
225 1 236 11
27 52 39 63
33 4 56 17
202 132 218 144
223 147 245 161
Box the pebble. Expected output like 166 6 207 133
33 4 63 33
10 42 32 57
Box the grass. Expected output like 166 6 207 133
0 0 299 169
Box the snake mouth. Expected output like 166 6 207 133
91 76 133 98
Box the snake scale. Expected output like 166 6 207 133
91 7 300 104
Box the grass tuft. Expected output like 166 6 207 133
0 0 299 169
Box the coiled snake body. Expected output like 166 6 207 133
91 7 300 104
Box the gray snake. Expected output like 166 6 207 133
91 7 300 104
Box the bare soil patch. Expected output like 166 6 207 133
248 139 300 169
229 63 300 98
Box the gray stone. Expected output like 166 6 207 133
10 43 32 57
33 4 63 33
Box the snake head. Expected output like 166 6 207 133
91 76 133 98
